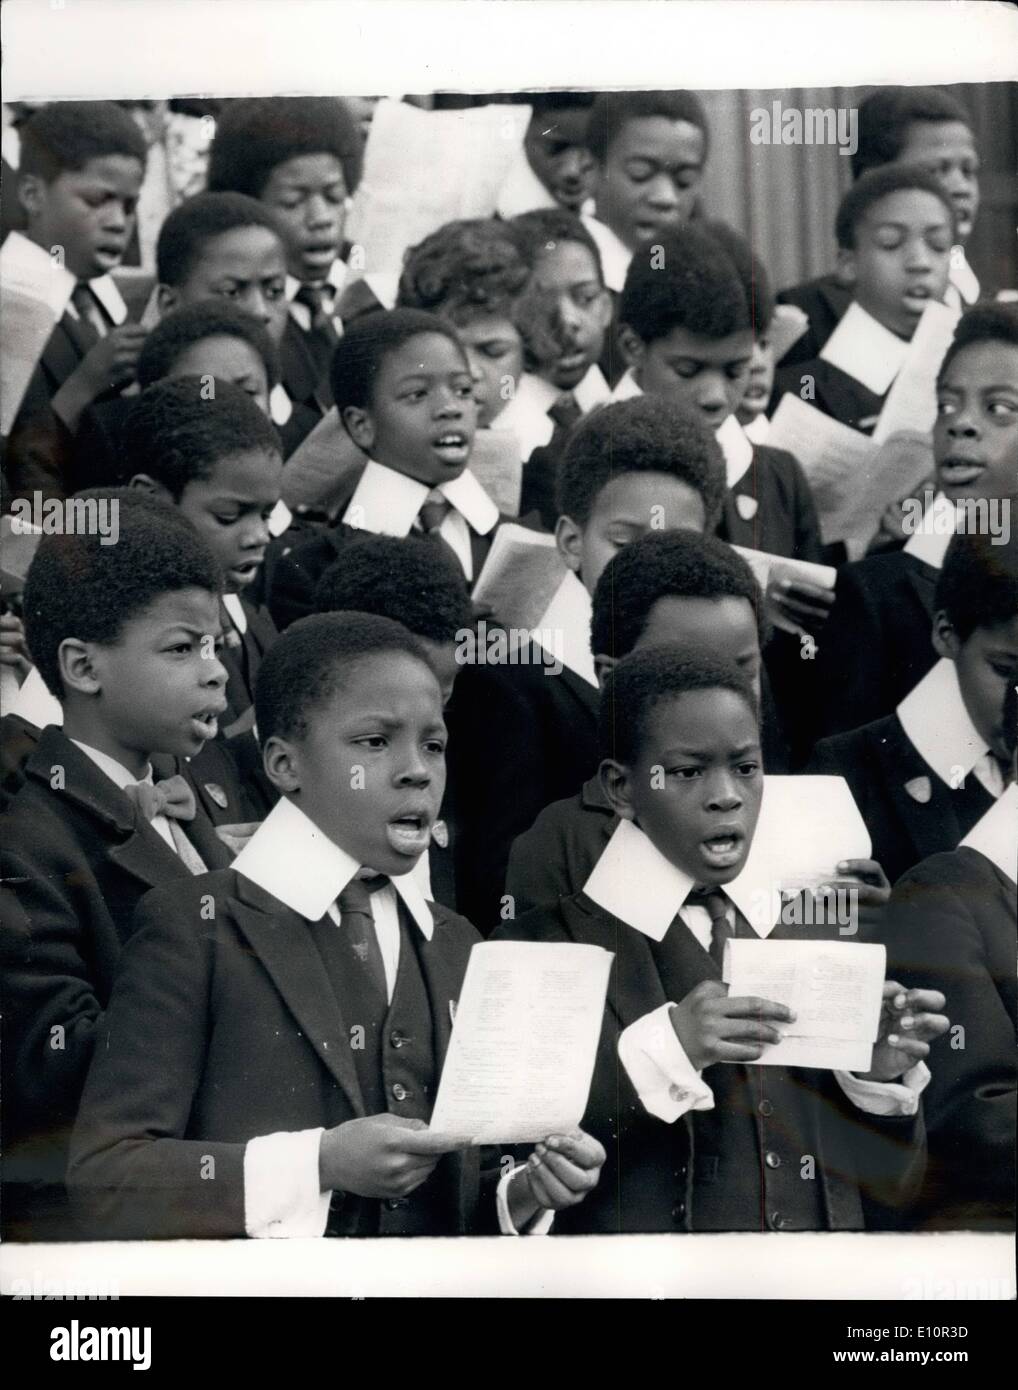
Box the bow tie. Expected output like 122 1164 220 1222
122 775 196 823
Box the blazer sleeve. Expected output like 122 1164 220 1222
814 562 890 737
1 831 106 1131
882 861 1017 1215
67 887 247 1240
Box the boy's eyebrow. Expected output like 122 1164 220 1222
159 622 224 640
658 740 760 759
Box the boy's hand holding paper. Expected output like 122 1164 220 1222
862 983 950 1083
670 978 794 1070
722 939 888 1072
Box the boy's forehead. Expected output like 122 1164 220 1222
265 151 346 187
186 446 282 497
654 324 753 361
60 153 144 193
899 120 977 161
943 339 1018 389
193 225 286 277
639 593 757 647
644 685 759 745
607 115 705 164
380 333 469 377
535 239 601 285
131 586 222 631
310 650 443 716
592 471 705 527
859 188 952 231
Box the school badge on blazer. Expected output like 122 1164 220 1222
735 493 758 521
904 775 933 804
204 782 229 810
432 819 449 848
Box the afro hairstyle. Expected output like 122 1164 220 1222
619 224 750 344
206 96 362 200
136 301 281 391
314 533 473 644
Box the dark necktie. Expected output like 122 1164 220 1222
336 875 390 1004
294 283 340 337
418 491 452 534
67 281 103 352
685 887 734 969
548 391 582 432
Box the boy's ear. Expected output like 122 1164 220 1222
341 405 375 453
593 652 615 690
17 172 47 221
617 324 645 373
58 639 102 697
261 733 302 795
554 513 584 573
931 609 962 660
155 284 180 317
836 247 857 290
599 757 637 821
128 474 175 504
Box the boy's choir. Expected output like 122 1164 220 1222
2 87 1015 1242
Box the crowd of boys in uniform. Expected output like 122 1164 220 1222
1 86 1014 1242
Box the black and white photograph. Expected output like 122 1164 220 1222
0 0 1015 1367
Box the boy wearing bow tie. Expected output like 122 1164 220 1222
68 612 604 1239
1 494 232 1239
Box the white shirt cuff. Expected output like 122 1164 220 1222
835 1061 930 1118
496 1165 556 1235
618 1003 715 1123
243 1128 332 1238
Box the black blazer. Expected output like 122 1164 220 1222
446 647 600 934
504 774 615 918
67 868 491 1240
1 726 231 1239
813 550 938 739
883 847 1016 1229
218 597 278 732
776 273 853 366
772 356 885 435
716 443 824 562
808 713 996 885
495 893 925 1232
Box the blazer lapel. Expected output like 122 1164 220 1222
903 555 938 619
879 729 966 863
414 907 466 1064
230 876 367 1115
558 893 670 1033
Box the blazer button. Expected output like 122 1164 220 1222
769 1210 789 1230
758 1099 774 1117
765 1151 781 1169
671 1202 686 1223
390 1030 409 1049
384 1197 409 1211
391 1082 409 1102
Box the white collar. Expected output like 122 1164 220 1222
610 367 643 402
820 300 910 396
583 775 872 939
232 795 434 934
69 737 153 792
741 412 771 445
9 664 63 728
949 247 980 306
902 492 956 569
716 413 755 488
343 459 498 538
573 363 613 414
285 258 349 304
532 569 597 687
1 230 126 326
897 658 989 786
581 213 632 294
960 784 1017 884
222 592 248 636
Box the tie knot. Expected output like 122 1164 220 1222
685 887 730 925
123 774 196 824
549 391 582 430
337 873 387 916
71 280 96 310
418 491 451 533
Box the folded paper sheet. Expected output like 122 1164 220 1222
344 99 532 277
723 938 886 1071
428 940 613 1144
470 522 568 633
